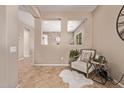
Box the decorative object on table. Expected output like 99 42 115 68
116 5 124 41
93 54 107 64
69 49 80 62
70 49 96 78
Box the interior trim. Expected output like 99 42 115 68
33 64 70 66
18 58 24 61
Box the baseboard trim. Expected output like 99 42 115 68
18 58 24 61
33 64 69 67
114 79 124 88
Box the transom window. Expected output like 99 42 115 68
67 20 82 32
42 20 61 32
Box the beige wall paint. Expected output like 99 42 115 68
34 11 93 64
0 5 8 87
34 18 42 64
6 6 18 87
18 22 24 59
93 5 124 84
0 6 18 87
73 20 91 47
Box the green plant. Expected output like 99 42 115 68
69 49 80 62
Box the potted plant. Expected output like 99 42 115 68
69 49 80 63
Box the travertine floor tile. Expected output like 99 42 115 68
17 58 121 88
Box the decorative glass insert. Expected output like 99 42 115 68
67 20 82 32
42 20 61 32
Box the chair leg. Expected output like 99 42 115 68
86 73 89 78
86 63 89 78
70 65 73 71
86 68 89 78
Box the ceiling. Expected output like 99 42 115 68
18 9 34 28
37 5 97 12
38 5 96 32
18 5 97 30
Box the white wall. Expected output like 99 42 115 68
18 9 34 28
0 6 18 87
24 28 30 57
93 5 124 84
34 11 93 65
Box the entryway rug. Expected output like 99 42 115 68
59 70 93 88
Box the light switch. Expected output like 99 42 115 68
10 46 17 53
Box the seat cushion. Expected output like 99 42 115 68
71 61 94 73
71 61 87 73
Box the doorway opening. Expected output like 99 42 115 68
24 27 30 58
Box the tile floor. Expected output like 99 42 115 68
17 58 121 88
